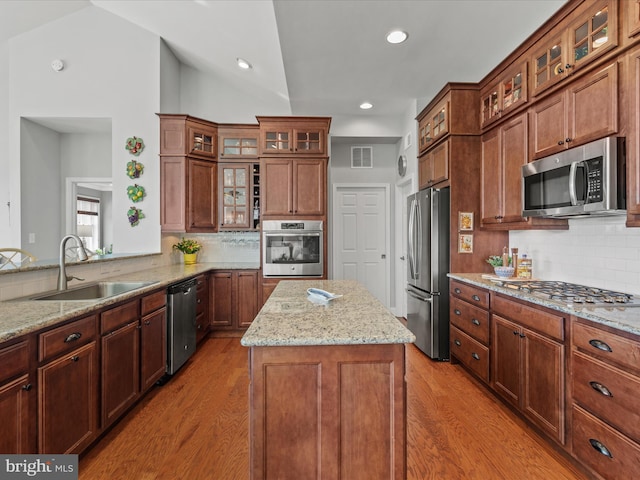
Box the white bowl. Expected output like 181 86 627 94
494 266 515 278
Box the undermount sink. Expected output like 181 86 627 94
30 281 159 301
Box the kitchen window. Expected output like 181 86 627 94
76 196 100 254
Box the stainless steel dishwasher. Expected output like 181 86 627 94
166 277 198 375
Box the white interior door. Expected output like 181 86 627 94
333 185 389 307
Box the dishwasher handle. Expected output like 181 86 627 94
167 277 198 295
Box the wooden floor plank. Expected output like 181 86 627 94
79 337 589 479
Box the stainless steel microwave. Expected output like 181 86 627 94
522 136 626 218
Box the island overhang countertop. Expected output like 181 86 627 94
240 279 416 347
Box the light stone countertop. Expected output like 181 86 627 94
448 273 640 337
0 262 259 343
240 279 416 347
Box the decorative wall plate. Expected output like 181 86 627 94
126 160 144 178
125 136 145 156
127 206 144 227
127 184 145 202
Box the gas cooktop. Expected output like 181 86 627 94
493 280 640 309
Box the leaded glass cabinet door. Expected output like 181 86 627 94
219 164 250 229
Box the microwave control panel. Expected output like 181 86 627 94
586 157 603 202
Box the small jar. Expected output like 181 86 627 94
518 255 533 279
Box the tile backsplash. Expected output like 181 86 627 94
510 215 640 295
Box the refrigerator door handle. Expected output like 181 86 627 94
406 288 432 302
415 199 421 279
408 198 415 280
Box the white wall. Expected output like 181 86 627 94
9 6 161 255
159 39 181 114
0 41 11 248
510 216 640 295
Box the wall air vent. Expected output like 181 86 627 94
351 146 373 168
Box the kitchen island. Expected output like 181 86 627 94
241 279 415 480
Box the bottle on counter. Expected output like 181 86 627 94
511 247 519 274
518 254 533 279
502 246 509 267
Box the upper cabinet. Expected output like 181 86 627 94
531 1 617 97
257 117 331 156
219 163 251 230
159 114 218 160
628 0 640 37
218 125 259 160
481 63 528 128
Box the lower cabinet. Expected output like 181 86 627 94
195 274 210 343
37 314 99 454
140 290 167 392
491 299 565 444
210 270 259 331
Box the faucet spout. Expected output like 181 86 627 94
58 234 90 291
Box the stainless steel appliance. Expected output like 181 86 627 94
262 220 323 277
494 279 640 309
166 277 197 375
407 187 450 360
522 136 626 218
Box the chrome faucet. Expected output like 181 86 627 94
58 234 89 290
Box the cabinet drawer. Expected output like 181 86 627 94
0 340 30 383
451 326 490 383
573 321 640 373
572 405 640 480
492 295 564 341
38 315 97 363
450 297 490 345
141 290 166 316
101 300 139 334
572 350 640 443
450 280 490 309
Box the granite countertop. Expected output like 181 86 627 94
448 273 640 337
241 279 416 347
0 261 259 343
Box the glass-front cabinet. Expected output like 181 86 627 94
481 63 528 128
629 0 640 37
417 100 449 154
219 164 249 229
188 125 216 158
258 117 330 156
219 126 259 159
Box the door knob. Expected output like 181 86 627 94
400 256 405 260
381 254 386 259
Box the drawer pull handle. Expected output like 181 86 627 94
22 384 32 391
472 318 480 326
472 295 480 302
64 332 82 343
70 356 79 362
454 288 462 294
454 309 461 316
589 381 613 397
144 320 151 326
589 339 612 352
589 439 613 458
454 339 462 346
471 353 480 361
513 331 519 336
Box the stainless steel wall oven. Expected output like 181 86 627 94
262 220 323 277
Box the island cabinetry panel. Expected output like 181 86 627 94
248 343 406 480
491 295 566 444
37 314 99 454
210 270 259 331
529 61 618 159
569 320 640 479
450 281 491 383
0 338 35 453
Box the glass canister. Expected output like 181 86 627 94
517 254 533 279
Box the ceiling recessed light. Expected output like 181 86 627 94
386 30 408 44
360 102 373 110
236 58 252 70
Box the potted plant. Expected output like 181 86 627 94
173 238 202 265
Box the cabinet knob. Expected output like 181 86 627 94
589 439 613 458
22 384 32 391
471 352 480 361
557 140 564 145
513 331 519 336
556 66 564 74
589 339 612 352
565 137 572 144
144 320 151 326
472 318 481 326
70 355 79 362
454 288 462 294
589 381 613 397
454 339 462 346
472 295 480 302
565 63 573 70
519 333 526 338
454 309 461 316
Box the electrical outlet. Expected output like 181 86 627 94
28 233 35 243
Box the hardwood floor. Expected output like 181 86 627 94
79 337 589 479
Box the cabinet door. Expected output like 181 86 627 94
567 62 618 147
294 128 325 155
261 128 292 154
210 272 233 328
262 159 293 216
160 157 186 232
38 341 98 454
141 308 167 392
196 275 210 343
491 315 521 407
418 117 432 154
531 34 567 96
187 124 217 159
0 374 33 453
418 152 430 190
480 128 502 225
529 91 567 158
629 0 640 37
522 327 565 443
568 2 617 73
237 271 258 328
294 159 325 216
430 140 449 186
188 158 217 232
501 114 527 224
219 163 250 229
101 322 140 428
630 48 640 217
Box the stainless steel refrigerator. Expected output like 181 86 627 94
407 187 450 360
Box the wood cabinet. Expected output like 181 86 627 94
530 1 618 97
195 274 210 343
248 343 407 479
257 117 330 156
210 270 259 331
450 280 491 383
219 163 250 229
628 0 640 37
481 62 528 128
570 320 640 479
0 339 35 453
529 61 618 159
160 114 217 160
418 139 448 189
218 124 259 159
261 158 326 217
627 46 640 223
37 314 99 454
491 295 566 444
140 290 167 393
